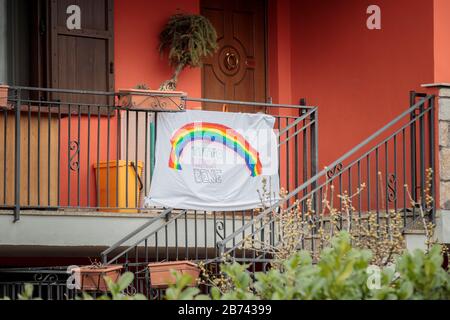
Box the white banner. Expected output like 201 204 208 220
145 110 279 211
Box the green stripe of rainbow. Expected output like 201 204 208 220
168 122 262 177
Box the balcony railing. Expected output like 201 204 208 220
0 86 319 300
1 86 318 222
0 89 437 300
217 92 436 269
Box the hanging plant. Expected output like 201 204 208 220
158 13 218 91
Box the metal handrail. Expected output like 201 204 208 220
291 103 435 207
99 113 318 266
104 210 188 265
278 110 313 136
184 96 316 110
100 208 173 263
216 94 435 254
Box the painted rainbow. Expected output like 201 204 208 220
168 122 262 177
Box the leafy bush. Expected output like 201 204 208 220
166 232 450 300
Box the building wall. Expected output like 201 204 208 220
112 0 444 167
63 0 201 206
290 0 435 167
433 0 450 83
114 0 201 95
67 0 439 206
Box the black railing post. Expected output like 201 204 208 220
409 91 418 204
14 88 21 222
310 108 319 214
300 98 307 206
419 95 426 212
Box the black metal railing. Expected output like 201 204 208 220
0 89 436 301
0 267 77 300
215 92 436 269
97 98 318 298
1 86 318 300
1 87 317 222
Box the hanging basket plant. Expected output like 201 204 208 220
158 13 218 91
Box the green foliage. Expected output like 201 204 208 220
4 235 449 301
165 271 208 300
18 284 37 300
0 283 41 300
158 13 217 90
166 232 450 300
159 13 217 69
373 245 450 300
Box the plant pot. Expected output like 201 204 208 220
74 265 123 292
148 261 200 288
0 85 8 108
118 89 186 112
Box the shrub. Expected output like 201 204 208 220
166 232 450 300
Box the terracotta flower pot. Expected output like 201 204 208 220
0 85 8 108
148 261 200 288
118 89 186 111
74 265 123 292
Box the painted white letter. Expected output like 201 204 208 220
66 5 81 30
366 5 381 30
366 265 381 290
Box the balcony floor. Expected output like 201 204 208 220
0 209 252 258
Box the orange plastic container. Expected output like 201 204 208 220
93 160 143 213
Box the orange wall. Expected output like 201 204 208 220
60 116 118 207
433 0 450 83
62 0 202 206
65 0 440 206
268 0 292 106
114 0 201 95
290 0 435 168
113 0 436 171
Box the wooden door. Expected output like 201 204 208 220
201 0 267 112
49 0 114 108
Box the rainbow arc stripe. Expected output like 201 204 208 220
168 122 262 177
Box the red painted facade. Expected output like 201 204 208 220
62 0 448 205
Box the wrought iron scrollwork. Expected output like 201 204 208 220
327 163 343 179
215 221 225 240
388 174 397 202
149 288 160 300
69 140 80 171
125 284 137 296
33 273 59 284
149 96 185 111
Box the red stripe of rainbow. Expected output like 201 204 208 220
168 122 262 177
